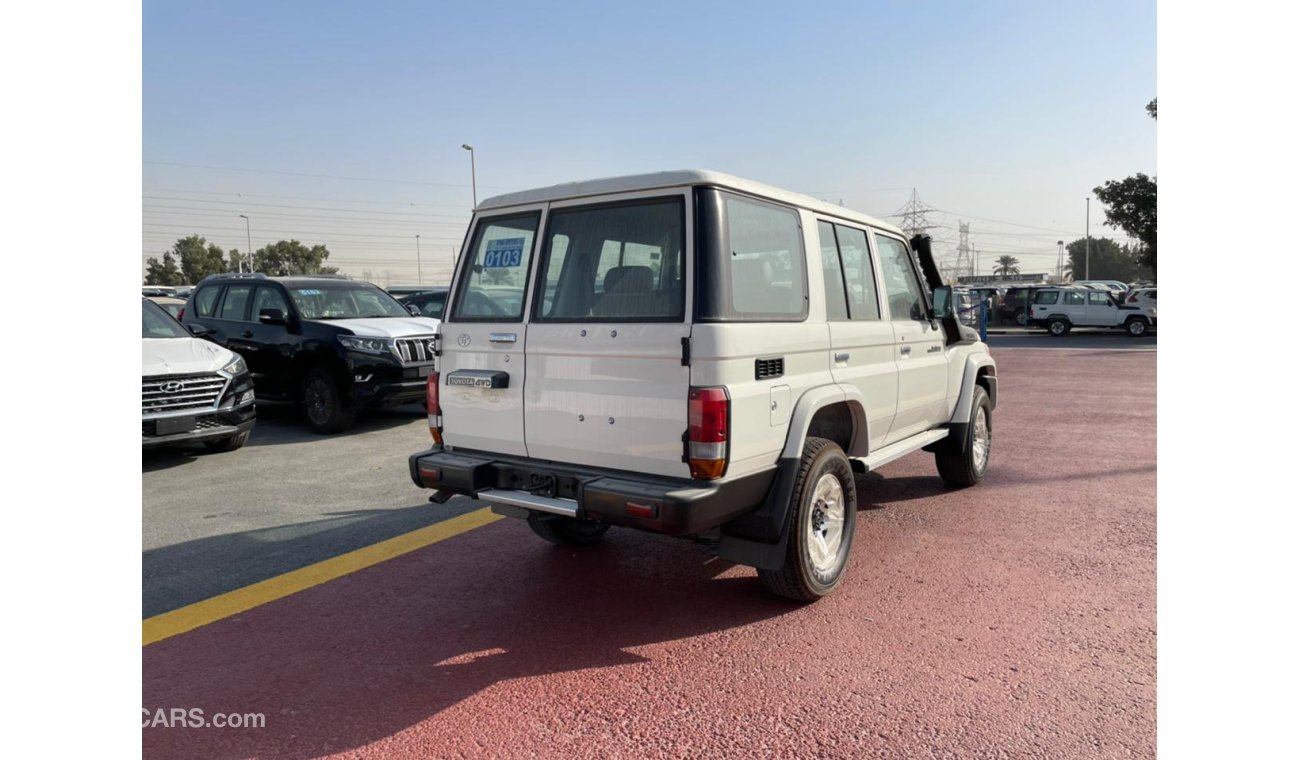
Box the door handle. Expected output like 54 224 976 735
489 333 517 344
834 352 850 362
241 331 253 338
900 346 911 355
927 345 942 353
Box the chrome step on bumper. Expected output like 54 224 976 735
476 488 579 517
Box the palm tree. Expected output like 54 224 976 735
993 255 1021 276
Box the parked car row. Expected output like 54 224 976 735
955 280 1155 327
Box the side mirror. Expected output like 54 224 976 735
259 308 287 325
932 286 955 319
187 323 210 337
406 303 421 316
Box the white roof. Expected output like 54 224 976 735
477 169 903 236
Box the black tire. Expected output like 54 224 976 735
1014 309 1027 326
936 385 991 487
299 368 356 433
527 514 611 546
1047 318 1071 337
203 430 249 452
758 437 857 602
1125 317 1150 337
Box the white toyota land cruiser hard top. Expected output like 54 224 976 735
410 170 998 601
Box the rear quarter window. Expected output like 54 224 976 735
697 190 807 322
1034 290 1060 305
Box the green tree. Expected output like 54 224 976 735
143 251 184 286
252 240 340 276
993 255 1020 276
227 249 247 273
167 234 229 284
1146 98 1157 120
1065 236 1153 282
1093 173 1156 275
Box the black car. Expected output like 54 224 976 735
398 286 450 319
182 274 440 433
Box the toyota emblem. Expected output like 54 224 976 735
457 333 471 347
162 381 184 393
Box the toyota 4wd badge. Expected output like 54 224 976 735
457 333 471 347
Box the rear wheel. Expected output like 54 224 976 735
527 514 611 546
936 385 991 487
1125 317 1150 337
1047 318 1071 336
300 368 356 433
758 437 857 602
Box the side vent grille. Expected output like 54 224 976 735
755 357 784 380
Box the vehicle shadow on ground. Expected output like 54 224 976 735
143 499 484 618
243 403 425 448
143 521 793 759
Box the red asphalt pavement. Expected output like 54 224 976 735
143 347 1156 759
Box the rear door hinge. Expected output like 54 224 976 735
680 336 691 366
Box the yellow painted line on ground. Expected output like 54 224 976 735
143 507 503 647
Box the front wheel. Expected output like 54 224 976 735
1014 309 1027 326
300 368 356 433
1126 317 1150 337
527 514 611 546
758 437 857 602
936 385 991 487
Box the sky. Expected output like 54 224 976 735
143 0 1156 285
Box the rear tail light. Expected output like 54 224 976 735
688 386 729 480
177 307 185 320
427 372 442 444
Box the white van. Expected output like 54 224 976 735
410 171 997 600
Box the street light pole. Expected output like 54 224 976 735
461 144 477 207
415 234 423 285
239 214 253 272
1084 198 1091 281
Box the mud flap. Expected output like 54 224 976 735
717 456 800 570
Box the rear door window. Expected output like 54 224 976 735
218 285 252 321
451 213 540 321
535 197 685 321
1064 291 1086 305
817 221 848 321
834 224 880 320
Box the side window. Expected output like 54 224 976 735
722 194 806 320
1064 291 1086 305
194 285 220 317
452 212 540 321
1088 291 1111 306
818 221 848 321
834 225 880 321
873 233 927 322
218 285 252 321
252 286 290 318
418 293 447 318
1034 290 1060 305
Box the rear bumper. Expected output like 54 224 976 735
408 448 775 536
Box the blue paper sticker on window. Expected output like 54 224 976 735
483 238 525 268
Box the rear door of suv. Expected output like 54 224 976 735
438 208 543 457
523 191 692 478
